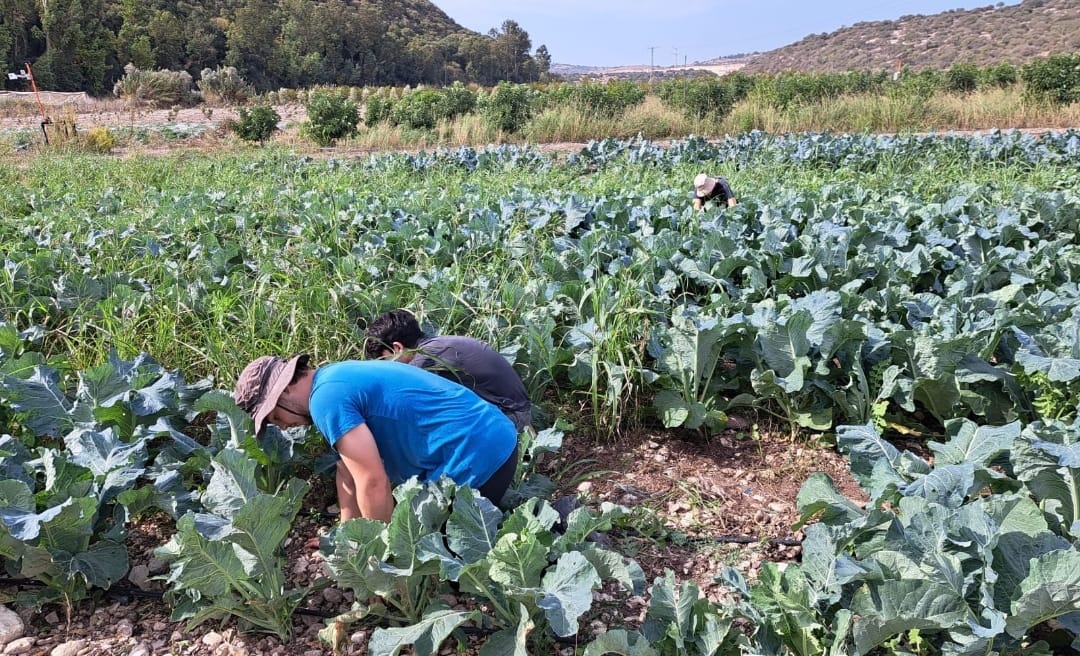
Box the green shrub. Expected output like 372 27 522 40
80 126 115 153
558 80 646 118
979 62 1018 89
479 82 534 133
363 94 394 126
888 68 943 101
234 105 281 143
197 66 253 105
1022 53 1080 105
112 64 194 108
657 75 747 118
945 63 979 93
436 82 477 120
303 90 359 146
390 89 443 130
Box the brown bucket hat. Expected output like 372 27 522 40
233 354 307 435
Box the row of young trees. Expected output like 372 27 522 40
0 0 551 95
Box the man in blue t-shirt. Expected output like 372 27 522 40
364 309 532 432
234 354 518 522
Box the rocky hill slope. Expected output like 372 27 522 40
742 0 1079 73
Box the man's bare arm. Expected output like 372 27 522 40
335 423 394 522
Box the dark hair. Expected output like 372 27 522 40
291 354 311 383
364 309 423 359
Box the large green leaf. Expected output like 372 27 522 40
1016 351 1080 383
0 492 68 541
900 462 977 509
795 472 866 530
0 366 72 437
929 419 1020 466
582 630 658 656
653 389 691 428
387 483 428 563
749 563 825 656
1013 425 1080 533
230 481 308 575
849 579 973 655
65 427 148 503
368 607 479 656
488 531 547 589
446 486 502 563
537 551 601 637
837 423 901 492
1006 549 1080 637
553 502 628 550
578 544 646 595
194 389 251 448
37 496 96 555
323 517 392 598
157 513 248 597
64 539 129 589
757 308 813 377
499 497 560 538
202 448 259 517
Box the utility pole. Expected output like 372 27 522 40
7 62 51 144
648 46 656 84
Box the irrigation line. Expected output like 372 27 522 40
705 534 802 547
0 577 335 618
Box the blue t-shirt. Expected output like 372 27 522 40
308 360 517 489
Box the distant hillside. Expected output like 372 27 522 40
743 0 1080 74
4 0 550 93
359 0 473 40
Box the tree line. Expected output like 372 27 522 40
0 0 551 95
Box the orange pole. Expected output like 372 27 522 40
24 62 49 124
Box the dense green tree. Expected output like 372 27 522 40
182 7 226 77
280 0 376 86
35 0 112 93
488 20 533 83
1 0 41 78
0 17 11 76
534 44 551 77
114 0 151 69
6 0 546 94
147 10 185 70
224 0 288 91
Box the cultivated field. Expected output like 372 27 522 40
1 128 1079 656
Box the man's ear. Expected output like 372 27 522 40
391 342 407 356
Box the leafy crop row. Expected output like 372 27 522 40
1 131 1079 652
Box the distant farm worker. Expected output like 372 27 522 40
692 173 737 210
234 354 519 523
364 309 533 433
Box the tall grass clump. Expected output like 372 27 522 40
112 64 194 108
197 66 253 105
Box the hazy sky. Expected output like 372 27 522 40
429 1 1022 67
